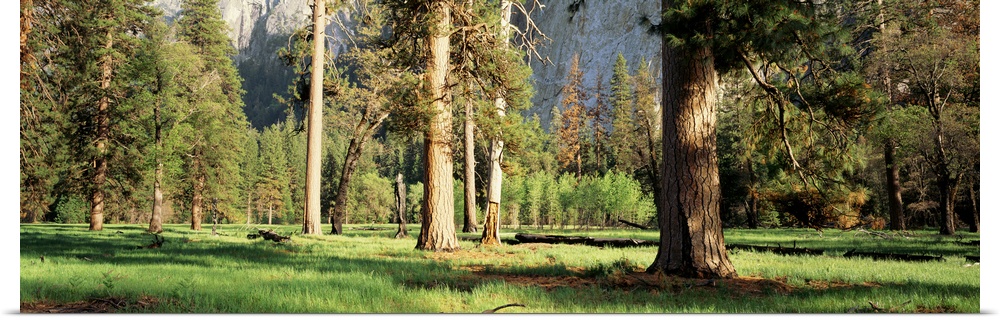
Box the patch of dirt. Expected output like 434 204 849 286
600 273 795 297
915 305 957 313
806 279 881 290
20 296 160 313
427 250 518 261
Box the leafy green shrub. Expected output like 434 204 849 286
584 257 641 278
54 195 89 224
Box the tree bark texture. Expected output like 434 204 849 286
416 1 459 251
884 140 906 230
933 116 955 235
463 99 478 233
191 169 205 230
649 10 736 278
303 0 325 235
89 30 114 231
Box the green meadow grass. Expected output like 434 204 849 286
20 224 979 313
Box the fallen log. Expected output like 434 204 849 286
844 249 944 262
251 229 291 243
513 233 656 248
350 226 391 231
965 255 979 263
725 243 824 256
617 219 650 230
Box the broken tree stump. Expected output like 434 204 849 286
617 219 651 230
844 249 944 262
513 233 656 248
725 243 824 256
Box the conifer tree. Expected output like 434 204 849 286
557 55 587 180
175 0 249 230
608 53 637 173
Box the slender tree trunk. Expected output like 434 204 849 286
884 140 906 230
643 116 662 227
89 30 114 231
303 0 325 235
268 203 273 225
649 3 736 278
463 98 478 233
331 137 364 235
933 115 955 235
191 169 205 230
246 190 253 224
149 109 164 233
416 1 459 252
395 173 409 238
745 159 759 229
968 180 978 232
481 0 512 246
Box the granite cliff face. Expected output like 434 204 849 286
151 0 661 129
522 0 662 129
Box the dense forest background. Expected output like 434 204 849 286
17 0 981 236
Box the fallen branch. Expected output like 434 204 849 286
725 243 824 256
965 256 979 263
136 234 165 249
844 249 944 262
482 303 525 313
617 219 650 230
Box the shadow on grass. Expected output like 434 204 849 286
20 224 978 313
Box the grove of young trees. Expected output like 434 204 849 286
21 0 977 279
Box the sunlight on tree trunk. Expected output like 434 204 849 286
89 30 114 232
649 4 735 277
303 0 325 235
416 0 459 252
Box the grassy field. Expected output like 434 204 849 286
19 223 979 313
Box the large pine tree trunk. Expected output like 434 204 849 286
884 140 906 230
89 31 114 231
649 7 736 278
416 1 459 252
302 0 325 235
191 170 205 230
480 0 512 246
463 99 478 233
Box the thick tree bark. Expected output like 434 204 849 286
89 31 114 231
395 173 409 238
191 169 205 230
648 4 736 278
303 0 325 235
884 140 906 230
463 99 478 233
416 1 460 251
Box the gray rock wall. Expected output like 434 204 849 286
522 0 661 130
